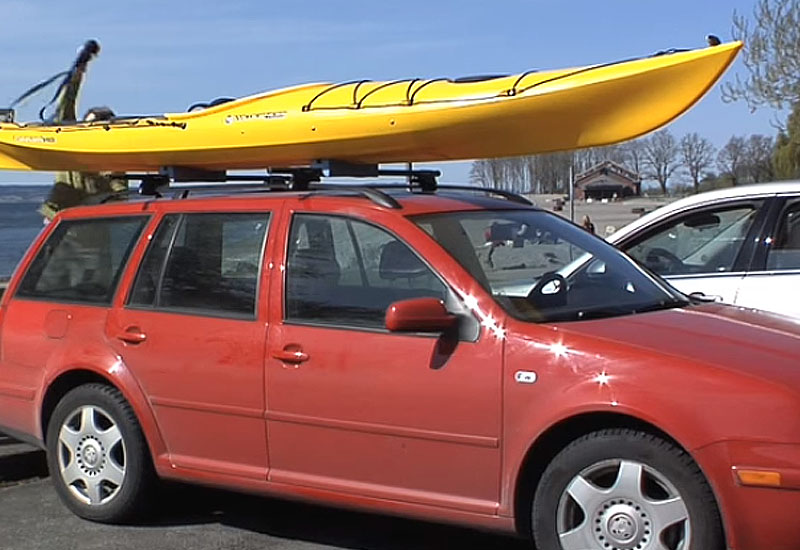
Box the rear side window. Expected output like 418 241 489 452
16 216 147 304
127 212 270 318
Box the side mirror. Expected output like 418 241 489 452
385 297 458 333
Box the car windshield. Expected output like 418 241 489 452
413 209 687 323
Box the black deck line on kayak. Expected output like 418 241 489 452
354 79 416 109
407 78 450 105
512 47 689 95
303 45 701 112
14 115 186 132
351 80 372 107
301 80 369 111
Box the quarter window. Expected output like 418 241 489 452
625 205 760 276
17 216 147 304
128 212 269 317
766 202 800 270
285 214 447 328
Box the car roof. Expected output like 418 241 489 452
607 180 800 243
55 186 539 221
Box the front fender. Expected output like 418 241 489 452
500 328 800 520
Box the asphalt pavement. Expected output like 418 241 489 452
0 434 527 550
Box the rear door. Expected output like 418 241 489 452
0 216 148 437
106 210 272 480
736 195 800 318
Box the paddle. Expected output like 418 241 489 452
9 39 100 122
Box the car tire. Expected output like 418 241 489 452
532 428 723 550
46 383 156 523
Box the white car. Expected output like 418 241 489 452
608 182 800 318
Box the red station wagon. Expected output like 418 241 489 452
0 174 799 550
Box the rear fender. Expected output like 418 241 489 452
39 344 168 464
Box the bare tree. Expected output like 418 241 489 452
680 133 716 193
573 148 600 175
744 134 775 182
717 136 748 185
723 0 800 110
469 159 507 188
534 152 573 194
642 130 680 194
470 143 647 195
621 139 645 177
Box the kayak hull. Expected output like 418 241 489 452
0 42 742 172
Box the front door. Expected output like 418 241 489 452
107 211 272 480
622 200 767 303
265 211 503 514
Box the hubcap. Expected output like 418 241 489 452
594 501 649 549
557 459 689 550
57 405 126 506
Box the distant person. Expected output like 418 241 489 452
39 40 127 221
40 106 128 221
582 215 596 234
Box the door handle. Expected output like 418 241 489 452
272 347 309 364
689 292 723 303
116 326 147 344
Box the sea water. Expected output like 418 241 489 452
0 186 49 279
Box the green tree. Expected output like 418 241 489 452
773 102 800 178
723 0 800 110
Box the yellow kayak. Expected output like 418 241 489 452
0 41 741 172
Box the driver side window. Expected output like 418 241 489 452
626 204 760 276
285 214 448 328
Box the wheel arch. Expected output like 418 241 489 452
39 367 167 463
511 411 726 543
41 369 113 443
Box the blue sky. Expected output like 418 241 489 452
0 0 780 184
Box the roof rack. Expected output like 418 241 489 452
95 160 533 209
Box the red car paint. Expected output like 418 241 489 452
0 191 798 549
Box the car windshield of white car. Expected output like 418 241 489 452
413 210 687 323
